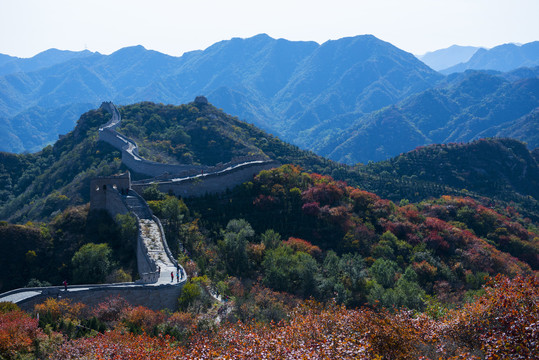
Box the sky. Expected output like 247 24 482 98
1 0 539 58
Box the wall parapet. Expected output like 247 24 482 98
132 160 280 198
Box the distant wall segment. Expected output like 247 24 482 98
97 101 276 179
132 160 280 198
98 102 209 177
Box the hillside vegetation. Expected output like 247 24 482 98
0 206 137 292
2 166 538 357
1 275 537 359
185 166 538 302
365 138 539 201
0 99 351 222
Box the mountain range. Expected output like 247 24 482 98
417 45 480 71
1 34 538 164
442 41 539 74
319 71 539 163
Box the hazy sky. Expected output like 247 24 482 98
1 0 539 58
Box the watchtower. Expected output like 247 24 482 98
90 171 131 212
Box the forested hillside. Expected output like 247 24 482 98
0 100 341 223
2 165 537 358
1 101 538 223
364 138 539 201
320 72 539 163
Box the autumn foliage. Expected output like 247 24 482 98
42 275 539 359
0 309 43 359
444 275 539 359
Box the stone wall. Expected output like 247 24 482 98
132 160 280 198
99 126 208 178
136 218 157 276
98 102 275 179
16 284 184 312
89 172 158 284
98 102 208 178
121 153 207 179
98 128 131 154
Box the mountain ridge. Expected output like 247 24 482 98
417 45 480 71
0 34 442 155
442 41 539 74
319 72 539 164
0 34 538 165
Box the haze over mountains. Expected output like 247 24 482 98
417 45 480 71
1 34 538 164
418 41 539 74
321 71 539 163
442 41 539 74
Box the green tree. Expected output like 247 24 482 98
317 251 366 305
114 213 137 260
141 183 166 201
220 219 254 276
370 258 399 288
262 245 318 297
260 229 281 250
177 277 212 313
71 243 113 284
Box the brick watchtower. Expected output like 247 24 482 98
90 171 131 213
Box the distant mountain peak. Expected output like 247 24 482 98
417 45 481 71
110 45 148 55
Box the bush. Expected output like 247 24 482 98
0 302 20 314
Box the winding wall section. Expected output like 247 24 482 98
0 101 279 311
98 101 277 180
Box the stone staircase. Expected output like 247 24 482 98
125 191 152 219
0 185 186 310
123 190 179 284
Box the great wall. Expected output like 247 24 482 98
0 100 279 311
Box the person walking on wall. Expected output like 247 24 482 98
63 280 68 292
